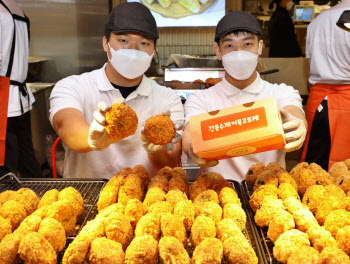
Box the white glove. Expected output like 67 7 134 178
188 141 219 168
88 98 125 151
280 108 307 152
140 110 183 154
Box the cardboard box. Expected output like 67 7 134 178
190 97 286 160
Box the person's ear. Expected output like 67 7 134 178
214 44 222 60
102 36 109 53
258 40 263 56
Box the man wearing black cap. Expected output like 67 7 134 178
49 2 184 179
182 11 307 181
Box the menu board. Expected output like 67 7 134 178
127 0 225 27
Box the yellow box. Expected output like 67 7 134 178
190 97 286 160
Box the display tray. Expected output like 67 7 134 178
241 180 281 264
0 173 107 263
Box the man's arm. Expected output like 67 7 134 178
52 108 92 153
147 141 182 169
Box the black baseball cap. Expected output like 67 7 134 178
105 2 159 41
215 11 262 42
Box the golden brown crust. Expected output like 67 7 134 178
245 163 266 186
125 199 144 230
38 189 59 209
144 115 175 145
125 235 159 264
159 236 190 264
118 174 144 206
190 215 216 248
105 212 133 251
58 187 84 216
135 213 161 241
12 188 39 216
192 238 223 264
320 246 350 264
160 213 187 247
223 236 258 264
174 200 195 232
0 216 11 243
88 237 125 264
38 218 66 253
0 200 27 231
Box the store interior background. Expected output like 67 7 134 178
19 0 319 177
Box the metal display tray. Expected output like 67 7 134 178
241 180 281 264
0 173 107 263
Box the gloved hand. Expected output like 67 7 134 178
88 98 125 151
140 110 184 154
188 141 219 168
280 108 307 152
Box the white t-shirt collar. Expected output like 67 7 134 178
220 72 263 96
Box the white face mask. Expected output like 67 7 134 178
221 48 258 80
286 1 294 11
108 43 153 79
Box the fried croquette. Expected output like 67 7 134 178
118 174 144 206
320 246 350 264
159 236 190 264
254 199 286 227
267 210 295 243
38 189 59 208
216 218 243 243
297 168 317 196
302 185 326 213
336 225 350 256
0 216 11 243
166 190 187 212
105 167 132 189
131 164 150 191
193 189 219 207
192 238 223 264
277 171 298 191
287 246 322 264
105 103 138 140
223 203 246 231
147 201 172 215
174 200 195 232
190 215 216 248
157 166 173 180
38 218 66 253
315 196 346 225
144 114 175 145
245 162 266 186
336 171 350 193
189 172 224 201
58 187 84 216
105 212 133 251
148 175 169 192
329 161 348 182
143 187 167 212
125 235 159 264
125 199 144 229
160 213 187 247
0 200 27 231
249 185 279 212
309 163 334 186
212 178 233 195
306 226 337 253
266 162 286 173
0 232 22 264
324 209 350 237
172 167 189 186
168 176 188 195
253 170 278 191
219 187 241 208
16 215 42 236
88 237 125 264
12 188 39 215
18 232 56 264
289 162 309 181
283 197 305 215
223 235 258 264
278 183 300 201
97 185 119 212
135 212 161 241
195 201 223 225
45 200 77 234
273 229 310 264
96 203 125 220
324 184 346 199
31 205 50 219
0 190 16 208
293 208 319 232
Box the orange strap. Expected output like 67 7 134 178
0 76 10 166
301 83 350 169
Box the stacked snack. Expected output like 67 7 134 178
0 186 84 264
246 160 350 264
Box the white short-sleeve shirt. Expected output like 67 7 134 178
184 73 303 182
50 64 184 179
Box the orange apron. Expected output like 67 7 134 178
301 83 350 170
0 77 10 166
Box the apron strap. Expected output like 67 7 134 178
10 80 29 114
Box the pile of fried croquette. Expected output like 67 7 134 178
0 186 84 264
67 167 257 264
144 114 175 145
105 103 138 140
247 160 350 264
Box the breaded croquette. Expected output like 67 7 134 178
189 172 223 201
46 200 77 234
216 218 243 243
254 199 285 227
88 237 125 264
193 189 219 207
105 167 132 188
277 171 298 191
337 171 350 193
253 170 278 191
223 235 258 264
38 189 59 208
143 187 166 212
219 187 241 208
309 163 334 186
192 238 223 264
190 215 216 248
97 185 118 212
12 188 39 215
168 176 188 195
38 218 66 253
159 236 190 264
172 167 189 186
278 183 300 201
315 196 346 225
324 209 350 237
223 203 246 231
245 162 266 186
105 103 138 140
293 207 319 232
144 114 175 145
287 246 322 264
135 212 161 241
306 225 337 253
273 229 310 264
148 175 169 192
166 189 187 212
96 203 125 220
267 210 295 243
147 201 172 215
329 161 348 182
125 199 144 229
320 246 350 264
324 184 346 199
289 162 309 181
125 235 159 264
18 232 56 264
0 200 27 231
174 200 195 232
249 185 279 212
157 166 173 180
0 190 16 208
302 185 326 213
336 225 350 256
283 196 305 215
118 174 144 206
105 212 133 251
0 216 11 242
212 178 233 195
195 201 223 225
266 162 285 173
58 187 84 216
297 168 317 196
160 213 187 247
131 164 150 191
0 232 23 264
16 215 42 236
